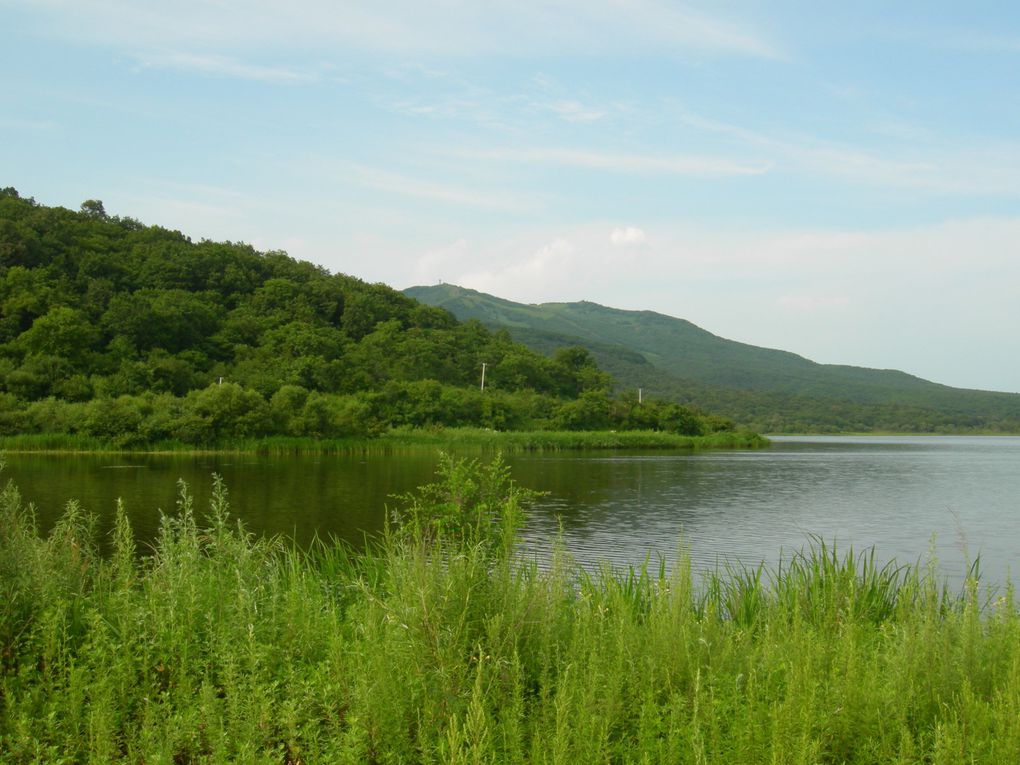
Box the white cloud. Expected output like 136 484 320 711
347 163 536 212
0 117 61 132
413 238 472 285
378 216 1020 391
378 74 624 134
787 144 1020 196
104 181 272 242
139 51 316 83
436 229 643 303
610 226 647 246
454 146 772 178
937 32 1020 55
110 187 1016 391
775 293 851 313
462 237 578 297
14 0 783 60
546 100 608 123
677 109 1020 197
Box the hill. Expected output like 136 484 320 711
404 284 1020 433
0 189 734 445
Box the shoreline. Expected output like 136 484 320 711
0 427 769 455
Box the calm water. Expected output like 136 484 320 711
4 436 1019 586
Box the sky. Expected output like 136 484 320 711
2 1 1019 393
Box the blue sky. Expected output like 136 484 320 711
3 1 1019 392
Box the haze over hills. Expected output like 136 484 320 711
404 284 1020 433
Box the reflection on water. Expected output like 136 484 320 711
515 436 1020 587
5 435 1020 587
1 452 442 550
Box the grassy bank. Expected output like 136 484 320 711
2 459 1016 763
0 427 768 455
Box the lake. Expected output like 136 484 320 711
4 435 1019 587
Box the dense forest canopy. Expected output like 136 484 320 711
0 189 730 444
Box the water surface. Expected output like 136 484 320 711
5 436 1019 586
519 436 1020 586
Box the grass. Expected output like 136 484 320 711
2 458 1018 763
0 427 768 455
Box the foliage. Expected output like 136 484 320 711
0 427 767 455
389 453 539 556
0 190 728 445
1 461 1019 762
406 283 1020 433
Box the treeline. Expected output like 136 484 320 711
652 378 1011 435
412 285 1020 434
0 189 731 444
0 381 732 448
542 333 1020 434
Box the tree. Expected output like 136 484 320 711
554 390 613 431
17 306 99 363
82 396 145 444
552 346 611 396
657 403 706 436
185 382 269 439
0 267 53 340
79 199 108 220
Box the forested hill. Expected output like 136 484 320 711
404 284 1020 433
0 189 731 444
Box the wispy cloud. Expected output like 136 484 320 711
0 117 60 132
677 109 1020 197
601 0 784 60
100 181 274 246
15 0 783 60
118 181 264 222
347 163 535 212
381 92 525 132
791 142 1020 196
454 146 772 177
139 52 316 83
545 100 610 123
379 78 624 134
934 32 1020 55
610 226 647 246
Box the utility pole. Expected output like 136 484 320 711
480 362 487 392
638 387 642 404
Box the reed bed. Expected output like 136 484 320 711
1 459 1017 763
0 428 767 455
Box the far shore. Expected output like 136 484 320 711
0 427 769 455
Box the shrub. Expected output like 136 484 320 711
389 453 538 558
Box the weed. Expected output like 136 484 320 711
0 459 1015 763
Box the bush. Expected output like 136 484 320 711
554 390 613 430
0 393 27 435
298 391 380 438
185 382 270 439
269 384 309 434
82 395 145 445
389 453 538 557
24 397 83 434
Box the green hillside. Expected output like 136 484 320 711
404 284 1020 433
0 189 738 445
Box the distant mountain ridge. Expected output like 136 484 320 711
404 284 1020 433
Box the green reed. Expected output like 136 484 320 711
0 427 768 456
1 457 1017 763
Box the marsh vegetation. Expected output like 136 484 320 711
2 456 1017 763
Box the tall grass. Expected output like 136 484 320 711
1 458 1017 763
0 427 768 455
